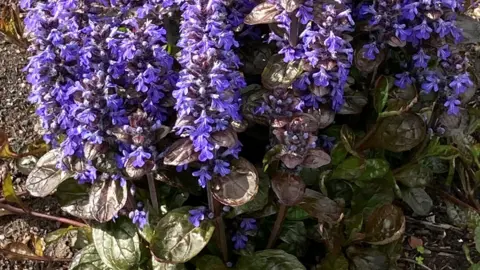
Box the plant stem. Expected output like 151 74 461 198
207 182 229 262
267 204 288 249
0 203 88 227
147 173 159 212
0 191 28 203
0 248 72 262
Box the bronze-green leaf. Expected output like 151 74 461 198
244 3 282 25
150 207 215 263
402 188 432 216
394 164 432 188
69 244 109 270
372 113 426 152
229 170 270 217
271 173 306 206
88 177 128 222
331 156 365 180
298 189 342 224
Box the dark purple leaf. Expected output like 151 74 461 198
125 158 154 179
271 173 306 206
373 113 426 152
261 54 304 90
84 142 108 160
89 177 128 222
280 153 304 169
302 148 331 168
298 189 343 224
289 114 319 133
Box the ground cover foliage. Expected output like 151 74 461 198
2 0 480 269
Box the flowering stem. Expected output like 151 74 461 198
0 202 88 227
147 173 159 212
289 15 299 47
207 182 228 262
266 204 288 249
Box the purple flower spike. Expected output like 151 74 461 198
444 96 461 115
232 231 248 250
240 218 257 231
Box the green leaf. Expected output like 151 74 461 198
229 170 269 217
372 113 426 152
236 249 306 270
286 206 309 220
421 157 449 174
423 137 459 160
150 207 215 263
469 264 480 270
330 143 348 166
263 145 282 172
92 217 142 270
261 54 304 90
331 156 365 180
2 173 24 207
26 149 72 197
194 255 227 270
402 188 432 216
278 221 307 256
351 185 394 217
45 226 76 244
373 76 393 113
69 244 110 270
475 226 480 254
56 178 89 205
317 253 349 270
357 159 390 182
394 164 432 188
151 258 186 270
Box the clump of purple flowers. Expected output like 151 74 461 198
232 218 257 250
129 202 148 229
356 0 474 115
171 0 246 188
23 0 176 187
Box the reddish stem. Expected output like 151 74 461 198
0 203 88 227
267 204 288 249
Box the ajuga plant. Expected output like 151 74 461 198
5 0 480 269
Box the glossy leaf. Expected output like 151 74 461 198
150 207 215 263
302 148 331 169
69 244 109 270
194 255 227 270
298 189 342 224
373 76 394 113
229 170 269 217
402 188 432 216
92 217 142 270
26 149 72 197
357 159 390 182
88 178 128 222
271 173 306 206
394 164 432 188
163 138 198 166
331 156 365 180
152 259 186 270
236 249 306 270
16 155 38 175
365 204 405 245
261 54 304 90
372 113 426 152
45 226 76 244
212 158 259 206
244 3 281 25
280 0 303 12
56 178 90 205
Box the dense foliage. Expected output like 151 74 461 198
0 0 479 268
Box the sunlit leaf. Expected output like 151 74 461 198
261 54 304 90
150 207 215 263
271 173 306 206
229 170 269 217
365 204 405 245
236 249 306 270
279 0 303 12
402 188 432 216
92 217 142 270
212 158 259 206
2 173 24 207
89 177 128 222
0 131 17 158
244 3 281 25
152 258 186 270
26 149 72 197
45 226 76 244
163 138 198 166
69 244 110 270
